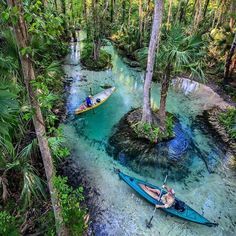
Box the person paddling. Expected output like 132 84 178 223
85 95 93 107
145 184 175 209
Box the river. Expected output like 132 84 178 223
62 34 236 236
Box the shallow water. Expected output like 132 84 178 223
63 35 236 235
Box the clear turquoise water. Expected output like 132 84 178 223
63 36 236 235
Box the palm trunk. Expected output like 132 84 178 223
93 39 101 60
224 32 236 84
203 0 210 18
142 0 164 124
54 0 58 11
6 1 68 235
158 64 171 132
128 0 132 30
139 0 143 47
110 0 114 22
143 0 151 38
122 0 126 24
61 0 66 14
229 0 236 30
167 0 172 30
211 0 221 28
179 0 189 24
92 0 101 61
193 0 202 31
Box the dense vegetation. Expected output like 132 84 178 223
0 0 86 234
219 108 236 140
0 0 235 235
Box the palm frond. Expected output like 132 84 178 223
20 164 46 208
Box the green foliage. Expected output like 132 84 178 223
165 114 175 138
0 211 19 236
36 209 56 236
132 121 160 143
0 79 19 154
218 108 236 140
133 47 148 68
111 26 142 54
81 42 111 70
158 26 206 81
48 128 70 161
0 138 46 207
132 114 175 143
53 176 86 235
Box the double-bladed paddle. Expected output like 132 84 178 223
146 174 168 228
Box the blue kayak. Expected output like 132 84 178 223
118 171 218 227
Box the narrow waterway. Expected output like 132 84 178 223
62 35 236 236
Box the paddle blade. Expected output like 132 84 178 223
145 216 154 228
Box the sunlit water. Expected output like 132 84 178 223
62 34 236 235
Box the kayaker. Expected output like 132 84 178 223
86 95 93 107
145 184 175 209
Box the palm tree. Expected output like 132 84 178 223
157 26 205 131
6 0 68 234
142 0 164 124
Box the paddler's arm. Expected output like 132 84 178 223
155 203 171 209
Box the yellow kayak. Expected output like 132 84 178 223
74 87 116 115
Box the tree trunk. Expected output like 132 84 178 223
167 0 172 30
122 0 126 24
179 0 189 24
6 1 68 235
61 0 66 14
215 0 228 28
110 0 114 22
211 0 221 28
229 0 236 31
142 0 164 124
193 0 202 31
128 0 132 30
93 39 101 60
54 0 58 11
92 0 101 61
203 0 210 18
143 0 151 38
224 32 236 84
139 0 143 47
84 0 90 39
158 64 171 132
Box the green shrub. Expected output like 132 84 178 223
53 176 86 236
132 121 160 143
36 209 56 236
165 114 174 138
218 108 236 140
0 211 19 236
80 42 111 70
131 114 174 143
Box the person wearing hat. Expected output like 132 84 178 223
85 95 93 107
145 184 175 209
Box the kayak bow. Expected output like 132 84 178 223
118 171 218 227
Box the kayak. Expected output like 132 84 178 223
75 87 115 115
118 171 218 227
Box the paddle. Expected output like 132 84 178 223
146 174 168 228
